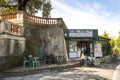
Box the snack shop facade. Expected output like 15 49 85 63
64 29 107 59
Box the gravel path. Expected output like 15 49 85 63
0 61 120 80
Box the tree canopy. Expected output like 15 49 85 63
0 0 18 13
102 31 109 38
115 31 120 53
0 0 52 17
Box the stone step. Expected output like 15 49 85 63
3 62 80 73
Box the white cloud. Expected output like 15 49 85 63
51 0 120 37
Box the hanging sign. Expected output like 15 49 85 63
69 29 93 37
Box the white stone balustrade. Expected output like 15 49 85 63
26 14 67 29
0 20 24 36
0 11 23 26
0 11 23 20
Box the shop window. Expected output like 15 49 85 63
94 43 101 52
94 42 103 57
90 43 93 53
69 41 77 52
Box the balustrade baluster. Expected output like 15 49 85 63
11 14 13 19
7 15 9 20
34 17 35 22
35 17 36 22
48 20 50 24
36 18 38 23
28 16 30 21
51 20 53 24
10 15 12 19
44 19 46 24
47 19 48 24
15 14 16 19
43 19 44 24
3 15 5 19
40 19 42 24
31 17 33 21
3 15 5 20
5 15 7 20
53 20 55 24
34 17 36 22
38 18 40 23
29 16 31 21
13 14 15 19
32 17 35 22
39 19 41 23
31 17 33 22
47 20 48 24
49 20 51 24
42 19 44 24
13 14 14 19
3 16 5 19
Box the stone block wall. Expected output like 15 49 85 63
101 54 114 63
117 54 120 60
43 28 68 61
0 38 25 71
25 26 68 62
0 56 23 71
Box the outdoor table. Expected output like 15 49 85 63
28 55 33 67
23 55 40 67
55 55 64 63
32 57 40 67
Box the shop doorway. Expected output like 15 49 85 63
68 41 94 59
77 41 91 57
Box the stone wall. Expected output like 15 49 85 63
0 38 25 71
0 56 23 71
25 26 68 62
116 54 120 60
101 54 114 63
43 28 68 61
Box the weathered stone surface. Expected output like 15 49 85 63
0 38 25 71
25 26 68 62
0 38 25 56
0 56 23 71
0 39 9 56
117 54 120 60
101 54 114 63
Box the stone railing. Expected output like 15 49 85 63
0 11 67 29
0 11 23 20
26 14 67 29
0 20 24 36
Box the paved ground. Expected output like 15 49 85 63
0 61 120 80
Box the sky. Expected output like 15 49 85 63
50 0 120 38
